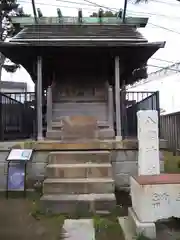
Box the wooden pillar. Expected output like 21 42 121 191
108 85 114 128
46 85 52 131
115 56 122 140
37 56 43 140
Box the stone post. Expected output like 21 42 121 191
46 85 52 131
137 110 160 175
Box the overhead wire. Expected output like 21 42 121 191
151 0 180 6
18 0 180 20
18 1 180 35
151 58 176 64
18 0 99 11
148 64 180 72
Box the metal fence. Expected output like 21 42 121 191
160 111 180 153
0 92 36 140
4 92 35 104
121 91 160 138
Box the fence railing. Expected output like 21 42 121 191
0 92 36 140
160 111 180 152
4 92 35 104
121 91 160 138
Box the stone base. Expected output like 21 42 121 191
128 207 156 239
119 208 156 240
40 193 116 214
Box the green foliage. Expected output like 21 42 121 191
164 151 180 173
90 10 118 17
94 215 124 240
136 233 151 240
0 0 19 13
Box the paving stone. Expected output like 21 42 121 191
62 219 95 240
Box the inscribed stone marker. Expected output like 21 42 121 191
137 110 160 175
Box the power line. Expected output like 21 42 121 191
151 58 176 64
128 62 180 89
56 0 103 8
151 0 180 6
18 0 99 11
148 64 180 72
79 0 117 11
18 0 180 35
148 23 180 35
19 0 180 20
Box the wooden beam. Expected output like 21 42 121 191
11 16 148 28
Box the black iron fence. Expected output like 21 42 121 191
0 92 36 140
120 91 160 138
160 111 180 153
4 92 35 105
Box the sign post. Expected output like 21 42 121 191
6 149 33 198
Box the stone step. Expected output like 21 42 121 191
43 178 114 194
48 151 111 164
46 163 112 178
40 193 116 214
46 129 97 140
46 128 114 140
51 121 111 129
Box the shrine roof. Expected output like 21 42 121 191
0 23 165 87
10 24 147 45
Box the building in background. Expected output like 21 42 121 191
0 80 27 93
128 63 180 115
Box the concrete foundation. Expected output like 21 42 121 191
119 207 156 240
0 139 167 191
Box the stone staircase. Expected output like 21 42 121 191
41 150 116 214
46 120 114 140
46 100 115 140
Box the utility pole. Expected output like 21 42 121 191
31 0 38 24
122 0 127 23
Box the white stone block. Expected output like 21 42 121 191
137 110 160 175
137 110 158 126
130 176 180 222
138 147 160 175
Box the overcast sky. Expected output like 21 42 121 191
2 0 180 112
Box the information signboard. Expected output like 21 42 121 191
7 149 33 161
6 149 33 198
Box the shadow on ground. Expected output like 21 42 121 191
0 190 130 240
0 194 63 240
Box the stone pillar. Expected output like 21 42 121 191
115 56 122 140
37 56 43 140
46 85 52 131
108 85 114 127
137 110 160 175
